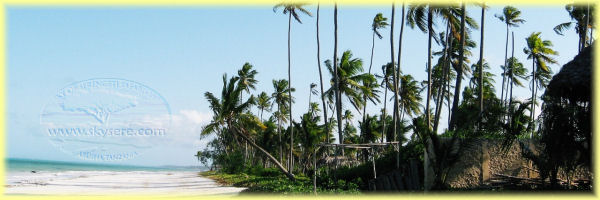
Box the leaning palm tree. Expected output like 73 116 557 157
496 6 525 109
257 92 272 121
271 79 295 164
202 75 295 181
523 32 558 137
363 13 388 133
273 2 312 172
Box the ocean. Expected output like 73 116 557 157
5 158 208 188
6 158 204 172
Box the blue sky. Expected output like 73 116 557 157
6 5 581 166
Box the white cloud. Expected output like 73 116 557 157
159 110 213 148
179 109 211 124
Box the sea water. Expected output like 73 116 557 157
5 158 207 187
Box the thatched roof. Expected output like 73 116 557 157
544 43 593 102
319 156 361 167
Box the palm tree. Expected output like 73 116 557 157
393 3 406 169
315 3 330 145
308 83 318 108
379 63 393 143
398 74 422 122
502 57 528 107
361 76 381 125
363 13 388 136
437 5 478 130
449 4 467 131
469 61 495 97
477 4 486 116
554 4 594 52
360 114 382 144
333 3 343 156
237 62 259 99
523 32 558 137
368 13 389 74
202 74 295 181
389 3 399 146
257 92 272 121
325 51 374 113
407 4 477 132
342 109 359 158
271 79 295 164
496 6 525 109
406 3 434 132
273 2 312 172
431 36 455 133
237 62 258 161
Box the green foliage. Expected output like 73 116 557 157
201 165 360 195
216 150 245 174
323 144 423 190
372 13 389 39
325 50 372 112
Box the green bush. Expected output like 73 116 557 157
216 150 245 174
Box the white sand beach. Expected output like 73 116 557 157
4 171 245 196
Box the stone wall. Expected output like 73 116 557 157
424 138 592 189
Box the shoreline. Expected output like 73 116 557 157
4 170 246 196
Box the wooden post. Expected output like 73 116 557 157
334 145 338 180
313 147 317 195
371 148 377 179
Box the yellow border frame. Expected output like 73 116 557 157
0 0 597 199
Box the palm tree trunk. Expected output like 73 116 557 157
363 31 376 144
260 108 264 121
287 12 295 173
449 4 466 131
278 105 283 163
333 4 344 156
382 79 388 143
240 93 248 164
390 3 400 150
478 4 485 118
394 2 405 169
501 23 508 116
446 32 453 127
433 22 451 133
316 4 330 145
530 58 535 138
425 6 433 131
509 31 515 107
229 120 295 181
